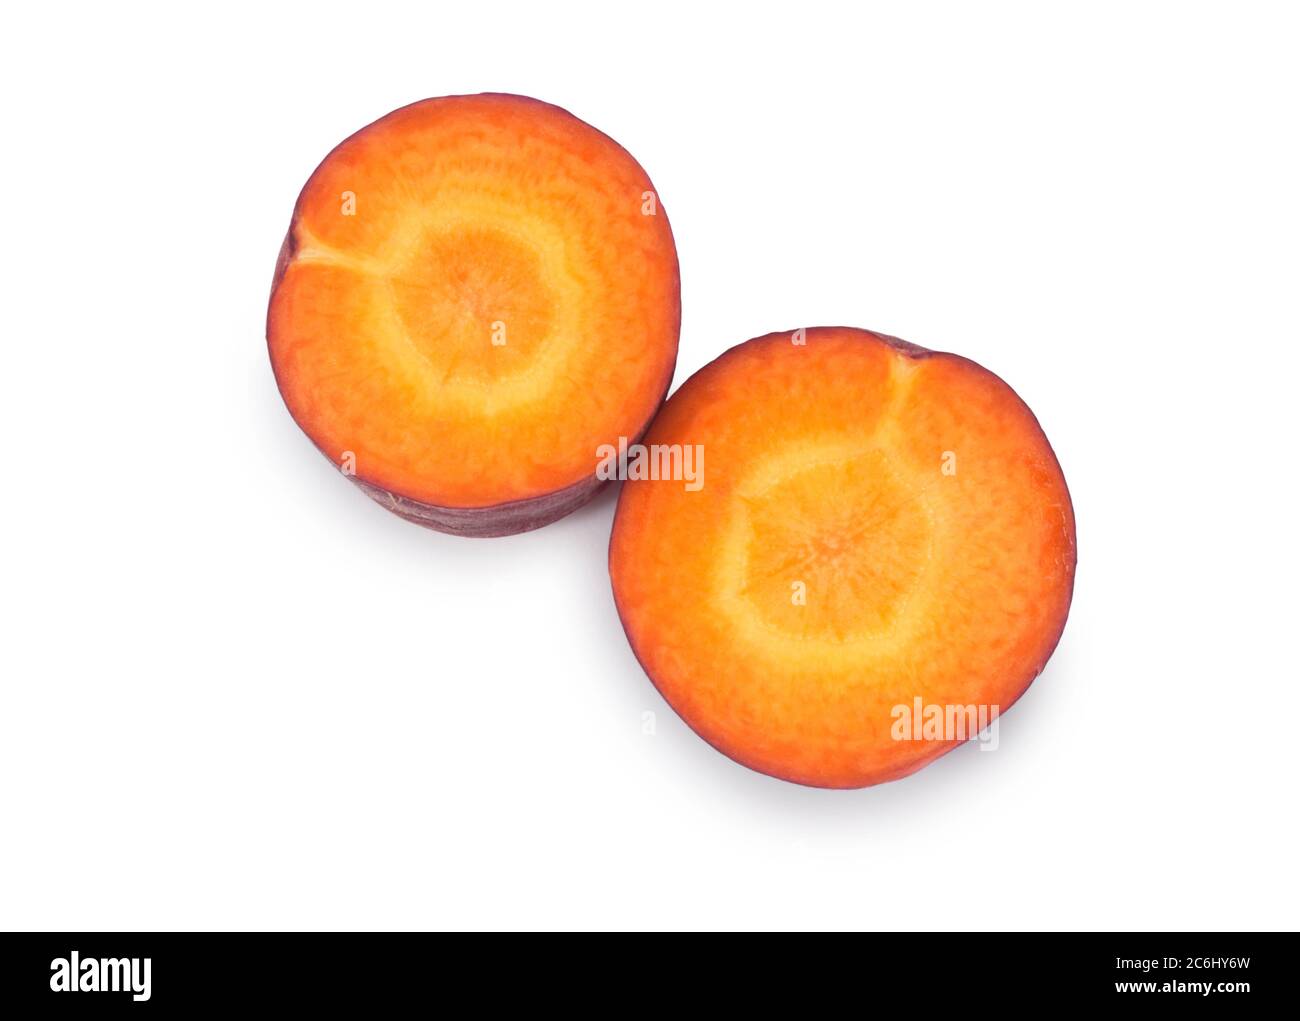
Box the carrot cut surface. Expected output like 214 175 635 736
609 328 1076 788
268 94 680 535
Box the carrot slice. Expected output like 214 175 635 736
268 94 680 536
609 327 1076 788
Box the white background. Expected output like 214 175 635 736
2 1 1297 931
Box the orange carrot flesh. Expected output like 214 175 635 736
610 328 1076 788
268 94 679 531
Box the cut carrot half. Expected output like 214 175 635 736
268 94 680 536
609 327 1076 788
